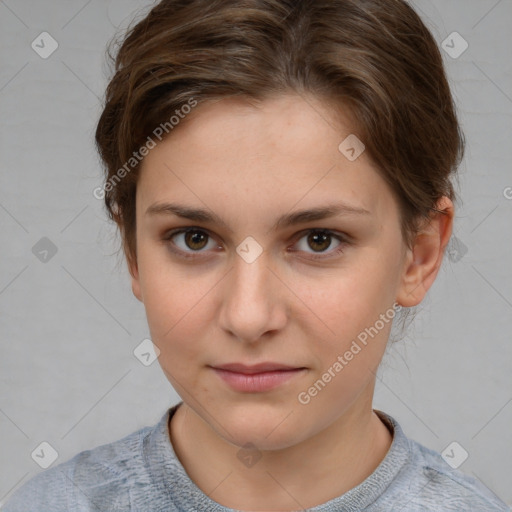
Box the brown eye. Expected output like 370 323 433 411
293 229 348 260
307 231 332 252
183 230 209 250
164 228 219 259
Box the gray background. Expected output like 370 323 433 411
1 0 511 507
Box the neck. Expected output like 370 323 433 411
168 397 393 511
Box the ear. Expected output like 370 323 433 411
396 196 454 307
128 254 143 303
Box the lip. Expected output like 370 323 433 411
209 363 307 393
212 362 304 374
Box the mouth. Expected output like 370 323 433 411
209 362 308 393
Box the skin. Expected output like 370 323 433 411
129 93 453 510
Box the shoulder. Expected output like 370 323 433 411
389 436 510 511
2 422 156 512
371 410 510 512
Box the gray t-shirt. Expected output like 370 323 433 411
3 402 509 511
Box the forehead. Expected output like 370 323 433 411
137 94 396 226
162 93 355 160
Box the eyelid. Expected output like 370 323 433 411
163 226 350 260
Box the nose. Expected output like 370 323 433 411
218 251 287 344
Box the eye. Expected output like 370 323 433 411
163 227 220 259
163 227 349 261
291 229 348 260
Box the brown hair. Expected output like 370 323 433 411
95 0 464 274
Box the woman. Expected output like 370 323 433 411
4 0 509 510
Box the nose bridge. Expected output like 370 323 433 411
219 248 284 342
231 249 269 298
231 233 271 298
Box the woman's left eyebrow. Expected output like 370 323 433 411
145 201 371 233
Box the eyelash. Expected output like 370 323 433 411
162 227 349 261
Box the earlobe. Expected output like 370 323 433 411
396 197 454 307
128 257 143 303
132 277 143 303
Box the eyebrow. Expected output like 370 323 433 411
145 201 371 232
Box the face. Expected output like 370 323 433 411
131 93 412 450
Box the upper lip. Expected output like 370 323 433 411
211 363 305 374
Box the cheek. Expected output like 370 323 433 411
142 276 207 348
296 254 398 335
136 247 217 364
293 254 399 378
137 242 188 326
141 274 210 389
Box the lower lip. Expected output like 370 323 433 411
211 368 306 392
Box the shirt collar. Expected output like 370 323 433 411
145 402 412 511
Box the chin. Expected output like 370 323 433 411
216 405 309 451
